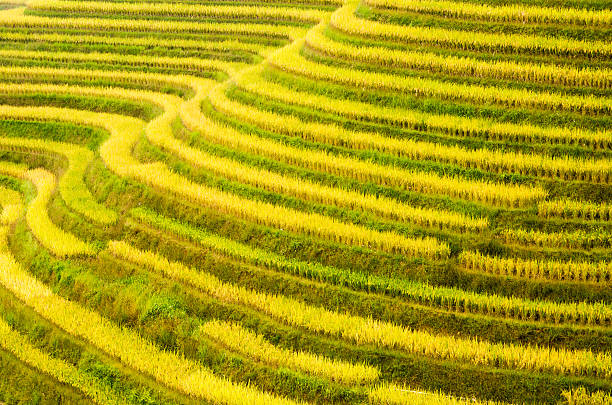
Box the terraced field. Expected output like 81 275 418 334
0 0 610 403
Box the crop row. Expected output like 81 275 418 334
331 1 612 57
199 319 379 385
0 9 306 40
363 0 612 26
211 81 611 183
0 162 26 225
502 228 611 250
28 0 328 23
130 207 612 326
539 199 612 221
563 388 612 405
109 240 612 379
305 25 611 89
272 39 611 116
460 250 611 284
0 31 277 57
370 383 504 405
0 49 242 76
0 186 23 225
236 69 611 149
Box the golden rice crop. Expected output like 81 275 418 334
28 0 328 23
364 0 612 26
0 302 124 404
460 250 611 284
369 383 504 405
0 186 24 225
502 228 611 250
22 169 96 257
562 387 612 405
199 319 379 385
331 1 611 57
108 241 612 379
538 199 612 221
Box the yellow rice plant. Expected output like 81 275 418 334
0 163 27 226
0 186 24 225
364 0 612 26
23 169 96 257
109 241 612 379
538 200 612 221
502 228 611 250
369 383 504 405
460 250 611 284
0 304 124 404
199 319 379 385
210 81 610 182
0 49 242 77
304 25 611 89
0 31 276 57
0 65 217 97
330 1 611 57
28 0 328 23
236 69 611 149
0 9 306 41
271 39 610 116
562 387 612 405
0 239 306 405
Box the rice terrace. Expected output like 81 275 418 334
0 0 610 402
